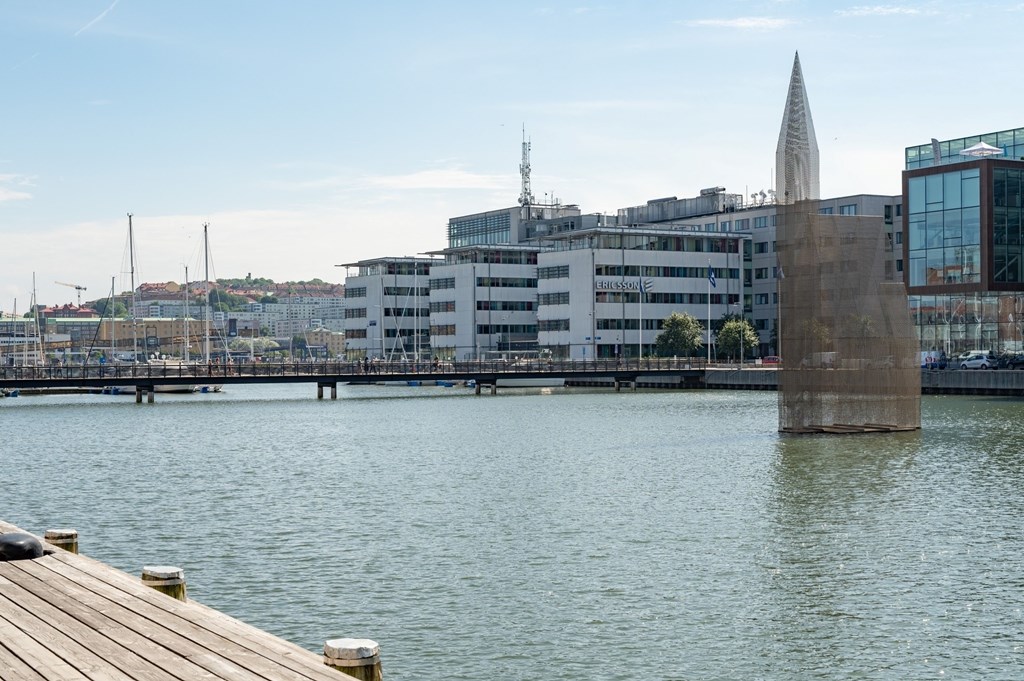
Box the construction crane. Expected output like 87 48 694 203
55 281 87 307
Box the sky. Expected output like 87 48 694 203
2 1 1022 309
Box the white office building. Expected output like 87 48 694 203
535 219 749 360
426 245 542 361
340 257 435 360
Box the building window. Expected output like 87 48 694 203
344 287 367 298
538 292 570 305
430 278 456 290
819 206 834 215
755 267 769 280
839 204 857 216
755 293 769 305
754 241 769 254
907 168 982 287
753 216 769 229
537 265 570 279
538 319 570 332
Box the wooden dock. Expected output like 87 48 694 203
0 521 352 681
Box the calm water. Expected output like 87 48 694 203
4 384 1024 679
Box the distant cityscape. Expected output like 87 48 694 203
4 52 1024 366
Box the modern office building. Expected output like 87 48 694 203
903 126 1024 354
425 245 542 361
534 215 747 360
340 257 435 360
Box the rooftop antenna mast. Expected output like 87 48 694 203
518 125 534 219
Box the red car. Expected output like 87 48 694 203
762 356 782 364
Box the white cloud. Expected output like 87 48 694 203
835 5 922 16
0 174 34 202
686 17 793 30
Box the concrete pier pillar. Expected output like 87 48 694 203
136 387 143 403
148 390 155 403
317 384 323 400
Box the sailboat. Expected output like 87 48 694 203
195 223 223 393
108 214 197 394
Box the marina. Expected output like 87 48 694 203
3 385 1024 679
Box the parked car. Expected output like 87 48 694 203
959 352 998 370
762 356 782 364
998 352 1024 370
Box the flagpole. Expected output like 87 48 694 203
707 259 711 365
638 277 643 365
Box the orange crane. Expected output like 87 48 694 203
55 281 87 307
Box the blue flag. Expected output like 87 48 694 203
708 268 716 288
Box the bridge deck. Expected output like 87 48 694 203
0 359 706 390
0 521 342 681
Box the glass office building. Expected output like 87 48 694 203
904 128 1024 355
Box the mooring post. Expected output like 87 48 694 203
331 383 337 399
324 638 382 681
44 529 78 554
614 379 621 392
317 384 324 400
474 382 481 395
136 387 143 403
141 565 187 601
147 390 155 403
490 383 497 395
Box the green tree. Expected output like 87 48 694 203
717 318 759 361
655 312 704 357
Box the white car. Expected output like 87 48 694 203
959 353 997 370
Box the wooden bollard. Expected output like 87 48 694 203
141 565 187 601
324 638 382 681
44 528 78 554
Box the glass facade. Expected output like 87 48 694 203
907 168 981 287
993 167 1024 283
906 127 1024 169
911 292 1024 354
448 212 511 247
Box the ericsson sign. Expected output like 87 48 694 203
596 279 654 292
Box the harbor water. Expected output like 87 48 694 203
3 385 1024 679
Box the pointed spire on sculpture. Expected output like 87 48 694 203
775 51 819 204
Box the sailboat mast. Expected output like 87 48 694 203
128 213 139 359
110 277 116 361
31 272 43 365
184 266 190 360
203 223 211 362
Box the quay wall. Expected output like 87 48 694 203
574 369 1024 396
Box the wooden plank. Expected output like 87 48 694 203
6 559 269 681
41 550 342 681
0 562 184 681
0 591 138 681
0 612 92 681
28 555 331 681
0 640 48 681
